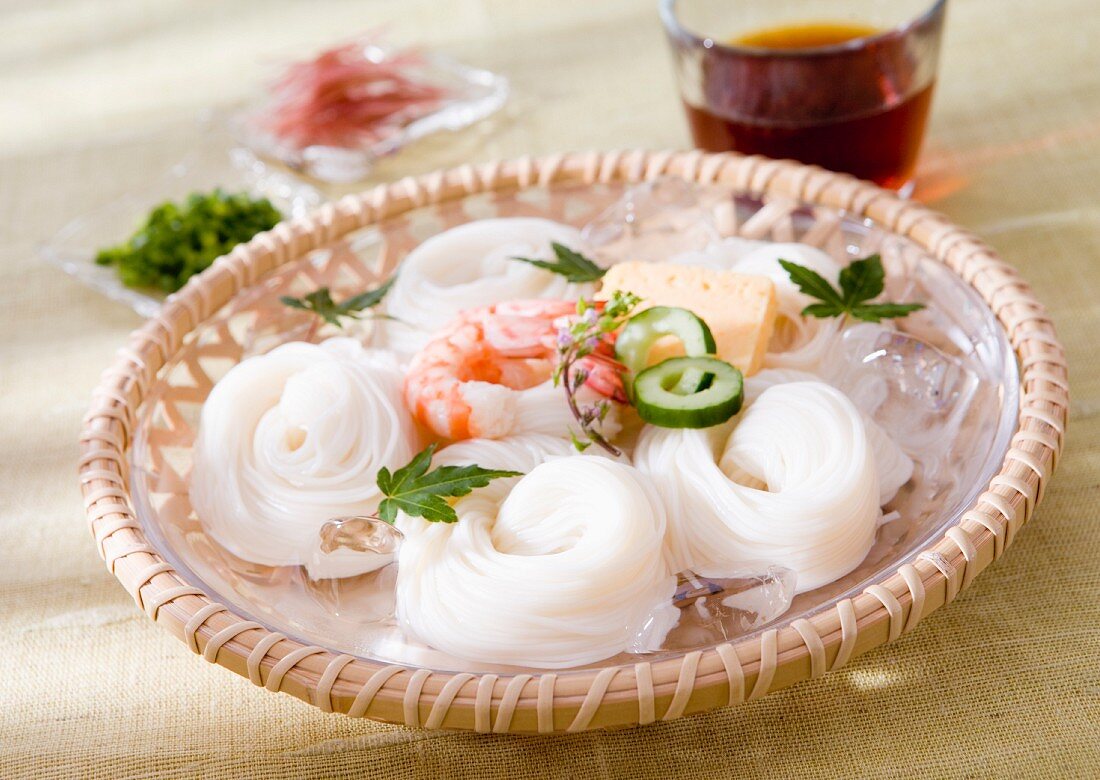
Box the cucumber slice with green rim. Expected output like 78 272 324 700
616 306 717 394
633 357 744 429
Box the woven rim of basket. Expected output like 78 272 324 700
79 150 1068 733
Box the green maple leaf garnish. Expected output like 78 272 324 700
778 254 925 323
511 242 607 283
375 444 522 524
280 276 395 328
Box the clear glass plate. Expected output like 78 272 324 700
129 181 1020 675
39 128 325 319
44 45 508 317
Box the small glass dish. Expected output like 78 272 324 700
39 131 325 318
230 45 510 184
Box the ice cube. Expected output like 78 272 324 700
305 516 403 580
632 566 796 653
842 325 971 410
834 324 980 454
581 177 720 264
303 516 402 619
302 561 398 621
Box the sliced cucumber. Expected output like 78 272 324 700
633 357 744 429
616 306 716 394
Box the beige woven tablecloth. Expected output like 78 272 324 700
3 0 1099 777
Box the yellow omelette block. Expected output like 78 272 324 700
600 262 778 375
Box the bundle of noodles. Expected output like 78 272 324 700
634 380 894 592
190 338 417 579
395 438 677 667
745 369 913 504
379 218 597 357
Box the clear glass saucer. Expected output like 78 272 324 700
230 48 509 184
38 126 325 319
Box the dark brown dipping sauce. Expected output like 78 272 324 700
684 21 936 189
735 21 880 49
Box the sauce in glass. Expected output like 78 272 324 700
734 21 880 49
682 21 936 189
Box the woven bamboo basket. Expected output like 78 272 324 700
79 150 1068 733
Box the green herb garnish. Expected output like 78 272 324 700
554 290 640 456
778 254 925 323
376 444 522 524
512 242 607 283
95 189 282 292
280 277 395 328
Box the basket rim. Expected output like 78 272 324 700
79 149 1068 733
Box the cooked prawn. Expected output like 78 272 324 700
404 299 625 440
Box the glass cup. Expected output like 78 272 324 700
660 0 947 191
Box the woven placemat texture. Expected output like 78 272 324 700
2 0 1098 777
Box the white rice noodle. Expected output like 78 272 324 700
189 338 417 578
633 380 889 593
395 440 676 668
745 369 913 505
378 218 595 357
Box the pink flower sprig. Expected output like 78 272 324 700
553 290 640 455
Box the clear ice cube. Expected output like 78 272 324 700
302 562 398 621
632 566 796 653
581 177 720 264
305 516 402 581
834 324 980 455
303 517 402 619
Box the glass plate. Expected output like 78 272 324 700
39 131 325 319
129 181 1019 674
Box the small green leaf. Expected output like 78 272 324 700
280 277 395 328
375 465 394 497
778 260 844 306
375 445 522 524
380 494 457 524
848 302 926 322
801 301 846 319
838 254 885 306
383 443 436 496
511 242 607 283
780 254 923 324
340 275 396 312
377 497 399 525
